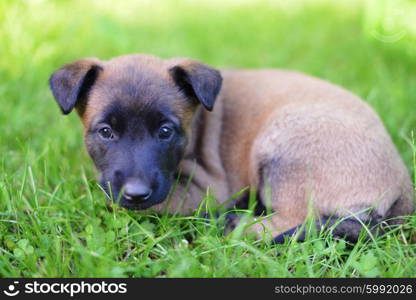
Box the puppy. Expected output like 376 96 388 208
49 54 414 242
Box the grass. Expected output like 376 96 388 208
0 0 415 277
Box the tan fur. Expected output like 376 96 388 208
81 55 195 133
155 68 414 236
61 54 413 237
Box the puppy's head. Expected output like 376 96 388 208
49 54 222 209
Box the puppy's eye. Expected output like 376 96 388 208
159 125 174 140
98 126 114 140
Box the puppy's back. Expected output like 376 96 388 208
219 69 413 224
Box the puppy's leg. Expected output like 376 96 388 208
238 208 383 243
243 214 304 240
150 159 230 215
272 216 380 244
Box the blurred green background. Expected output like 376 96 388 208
1 0 415 170
0 0 415 277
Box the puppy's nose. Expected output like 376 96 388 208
123 180 152 202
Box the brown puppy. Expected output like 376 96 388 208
49 54 414 242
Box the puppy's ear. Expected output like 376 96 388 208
49 58 102 115
169 60 222 111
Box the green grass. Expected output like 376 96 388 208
1 0 416 277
